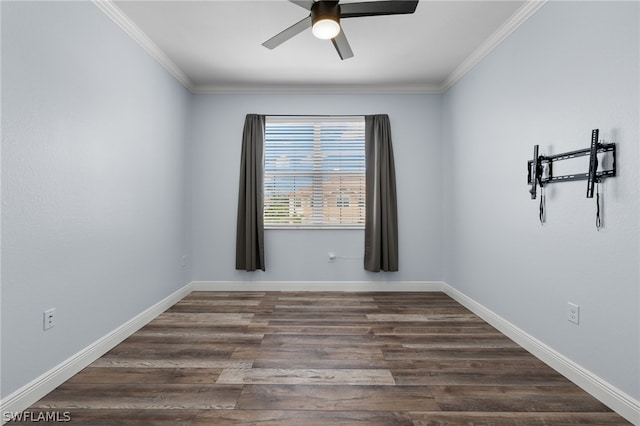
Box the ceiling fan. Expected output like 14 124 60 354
262 0 419 60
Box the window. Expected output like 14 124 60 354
336 194 350 208
264 116 365 228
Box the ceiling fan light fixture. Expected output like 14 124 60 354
312 18 340 39
262 0 419 60
311 1 341 40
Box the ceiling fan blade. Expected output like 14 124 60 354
340 1 419 19
289 0 315 10
262 16 312 49
331 29 354 60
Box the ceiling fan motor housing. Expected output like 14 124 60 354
311 1 341 27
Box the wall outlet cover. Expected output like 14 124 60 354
567 302 580 325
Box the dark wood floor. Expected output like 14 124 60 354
19 291 630 425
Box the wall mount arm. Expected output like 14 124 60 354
527 129 616 198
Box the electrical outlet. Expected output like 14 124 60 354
328 252 336 263
43 308 56 330
181 255 188 268
567 302 580 324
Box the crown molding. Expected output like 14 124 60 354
441 0 548 92
191 83 445 95
93 0 546 96
92 0 195 92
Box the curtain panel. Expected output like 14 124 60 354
235 114 266 271
364 114 399 272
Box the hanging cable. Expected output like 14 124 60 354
595 181 602 231
539 185 545 225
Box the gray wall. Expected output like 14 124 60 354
1 2 191 397
190 94 443 283
3 0 638 409
442 1 639 399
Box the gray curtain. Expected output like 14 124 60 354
235 114 266 271
364 114 399 272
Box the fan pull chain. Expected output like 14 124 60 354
595 181 602 231
539 185 545 225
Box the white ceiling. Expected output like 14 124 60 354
106 0 539 93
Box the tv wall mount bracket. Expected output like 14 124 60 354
527 129 616 229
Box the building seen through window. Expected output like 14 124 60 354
264 116 365 228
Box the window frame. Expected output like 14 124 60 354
263 115 366 230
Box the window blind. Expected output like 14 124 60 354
264 116 366 228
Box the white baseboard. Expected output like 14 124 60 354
0 283 193 422
442 282 640 425
191 280 446 292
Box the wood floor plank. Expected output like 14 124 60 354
216 368 395 385
371 324 501 335
391 367 570 386
90 358 253 369
429 384 613 412
174 299 262 306
253 315 371 324
5 409 199 426
367 313 485 323
260 333 377 347
248 325 372 335
231 346 385 361
382 346 533 360
67 367 222 384
252 358 398 370
409 411 630 425
186 291 267 297
273 304 380 311
149 312 254 325
277 295 376 303
31 384 243 410
388 358 552 371
127 330 264 343
18 291 631 425
193 409 414 425
103 342 237 359
372 334 521 349
236 384 440 411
